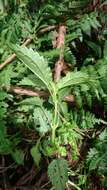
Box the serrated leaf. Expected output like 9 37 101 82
0 65 16 87
18 77 36 86
10 44 52 92
57 71 89 90
99 129 107 141
18 74 46 89
48 159 68 190
19 97 43 107
33 107 52 135
0 91 8 101
87 148 100 171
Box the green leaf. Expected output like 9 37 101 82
0 65 16 87
0 121 6 141
57 71 90 90
10 44 52 92
18 77 36 86
33 107 52 135
19 97 43 107
18 74 46 89
30 140 41 167
86 41 102 58
0 91 8 101
87 148 100 171
69 0 89 8
0 106 7 118
103 41 107 59
0 138 13 154
11 149 24 165
99 129 107 141
48 159 68 190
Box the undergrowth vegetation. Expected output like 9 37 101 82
0 0 107 189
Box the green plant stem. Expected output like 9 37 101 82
68 180 81 190
51 83 59 143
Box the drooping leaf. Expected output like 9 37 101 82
30 140 41 167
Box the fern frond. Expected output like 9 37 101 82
0 65 16 87
64 47 76 65
41 48 60 60
69 0 90 9
87 129 107 173
71 110 107 129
